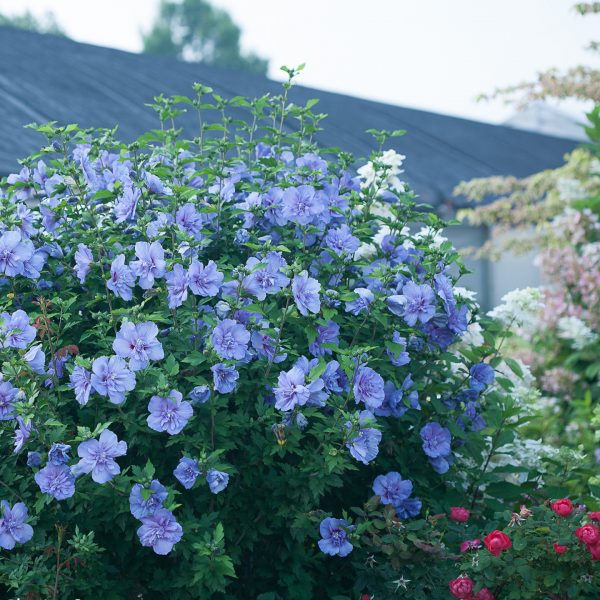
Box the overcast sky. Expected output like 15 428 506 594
0 0 597 123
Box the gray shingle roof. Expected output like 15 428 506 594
0 26 578 208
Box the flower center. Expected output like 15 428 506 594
2 515 16 535
408 296 426 313
220 332 236 350
331 530 344 545
297 199 308 213
161 405 179 427
148 523 167 543
49 471 69 492
134 339 148 353
257 271 275 288
93 447 110 466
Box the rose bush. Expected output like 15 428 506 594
0 70 555 598
353 496 599 599
449 499 600 599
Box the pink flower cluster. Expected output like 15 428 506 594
539 245 600 330
539 211 600 328
520 208 600 396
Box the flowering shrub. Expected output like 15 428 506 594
449 499 600 599
0 71 536 598
459 108 600 499
351 495 599 599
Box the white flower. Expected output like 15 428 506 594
557 177 586 202
379 149 406 171
356 149 406 196
497 358 535 388
387 175 406 193
495 359 539 410
354 242 377 260
461 321 484 348
454 287 477 302
414 226 448 249
370 201 393 219
487 287 544 330
356 162 377 187
369 206 410 250
582 242 600 260
490 438 559 484
557 316 598 350
372 225 391 248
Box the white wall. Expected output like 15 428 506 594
445 225 541 311
487 228 541 308
444 224 491 309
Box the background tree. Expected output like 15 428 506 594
0 10 65 36
455 2 600 492
475 2 600 107
142 0 268 75
456 1 599 255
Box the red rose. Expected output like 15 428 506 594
450 506 470 523
553 543 568 555
474 588 495 600
588 541 600 560
361 595 370 600
551 498 572 517
589 512 600 522
483 530 512 556
576 524 600 545
449 577 475 599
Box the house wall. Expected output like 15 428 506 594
444 224 491 309
487 228 541 308
445 225 541 312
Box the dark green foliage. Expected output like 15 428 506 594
142 0 268 74
0 10 65 36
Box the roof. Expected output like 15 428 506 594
504 101 587 141
0 26 578 210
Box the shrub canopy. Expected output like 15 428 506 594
0 74 541 599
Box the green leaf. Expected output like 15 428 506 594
485 481 525 500
182 352 206 366
512 535 527 551
164 354 180 376
214 522 225 545
309 358 327 381
503 357 523 378
144 460 155 479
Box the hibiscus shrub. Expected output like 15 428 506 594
0 71 530 598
